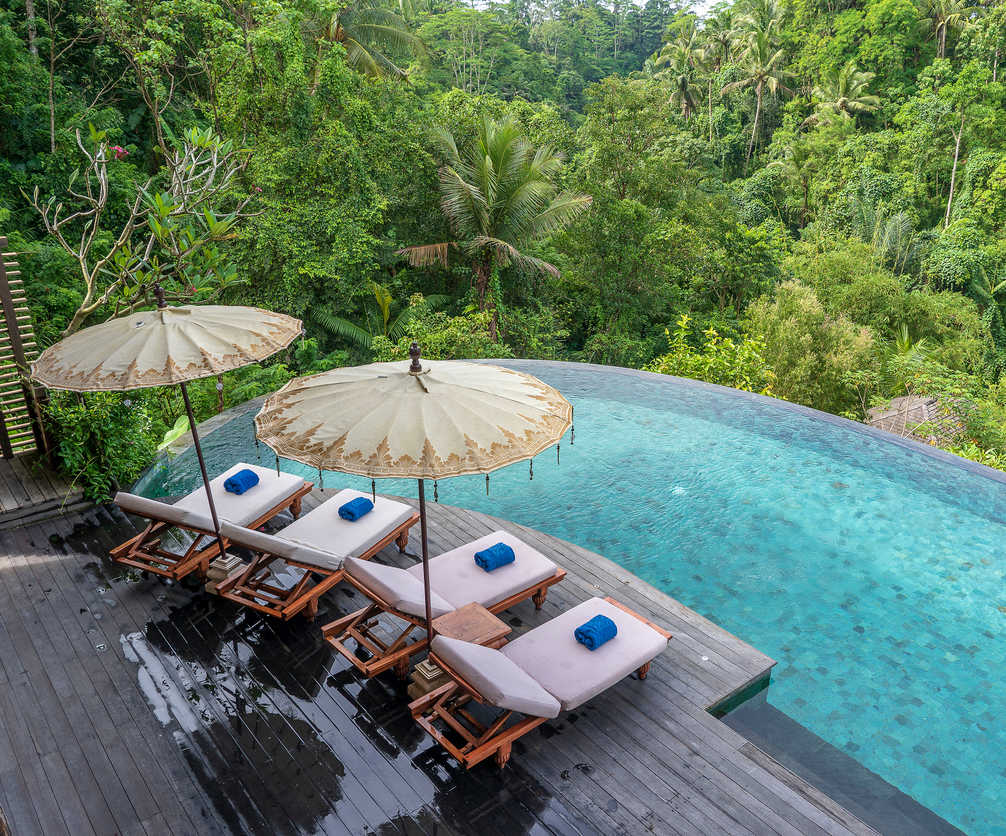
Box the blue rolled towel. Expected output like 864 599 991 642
574 614 617 651
474 542 515 572
339 496 374 521
223 468 259 495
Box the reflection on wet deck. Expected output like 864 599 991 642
0 492 876 835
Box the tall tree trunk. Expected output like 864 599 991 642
708 78 713 142
944 113 965 228
938 24 946 60
25 0 38 56
473 258 501 342
48 40 56 152
745 83 762 172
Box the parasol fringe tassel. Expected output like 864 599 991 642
529 458 533 480
570 405 574 445
275 454 280 477
319 467 324 493
372 479 376 502
433 481 438 502
556 443 560 465
485 474 490 496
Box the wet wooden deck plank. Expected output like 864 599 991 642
0 454 86 523
72 515 303 836
31 518 225 836
2 522 198 836
0 496 878 836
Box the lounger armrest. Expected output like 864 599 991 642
431 636 561 719
114 492 213 532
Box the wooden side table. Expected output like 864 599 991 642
406 603 512 700
433 602 511 648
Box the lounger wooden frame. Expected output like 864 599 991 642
409 597 672 769
322 567 567 679
110 481 314 580
216 511 421 621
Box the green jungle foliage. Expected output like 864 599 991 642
2 0 1006 493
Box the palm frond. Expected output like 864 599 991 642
430 125 462 164
528 192 592 240
398 242 453 268
440 164 489 237
721 78 754 94
470 236 560 278
347 20 426 55
386 303 419 341
312 310 376 348
342 38 386 77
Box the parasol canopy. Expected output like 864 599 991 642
32 304 302 392
31 293 303 569
254 344 573 646
255 355 572 480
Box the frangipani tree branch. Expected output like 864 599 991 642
28 126 258 337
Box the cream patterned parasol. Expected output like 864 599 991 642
255 354 571 480
32 303 301 391
255 344 573 642
32 290 302 561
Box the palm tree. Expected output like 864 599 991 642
401 117 591 340
736 0 785 37
702 9 737 70
697 11 737 142
655 42 701 119
721 29 791 168
769 141 817 226
919 0 982 58
808 60 880 124
311 1 424 85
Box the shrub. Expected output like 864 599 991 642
44 392 157 501
747 282 874 414
372 297 511 361
645 314 775 394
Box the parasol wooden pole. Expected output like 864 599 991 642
418 478 433 645
151 283 228 563
180 380 228 565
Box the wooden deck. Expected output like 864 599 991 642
0 487 877 835
0 453 86 528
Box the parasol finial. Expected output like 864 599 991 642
153 283 168 309
408 342 422 373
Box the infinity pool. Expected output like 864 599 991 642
137 360 1006 834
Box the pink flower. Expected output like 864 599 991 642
251 185 263 193
111 145 128 160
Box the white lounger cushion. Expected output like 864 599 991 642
218 521 343 572
173 463 305 527
114 492 213 532
431 635 561 719
406 530 558 610
502 597 669 712
278 489 414 560
345 557 454 619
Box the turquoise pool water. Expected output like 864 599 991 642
137 360 1006 834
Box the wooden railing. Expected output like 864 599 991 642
0 236 46 457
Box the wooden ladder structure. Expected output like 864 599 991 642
0 236 46 458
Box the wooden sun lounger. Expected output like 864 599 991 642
215 503 420 621
110 466 313 581
410 597 671 769
322 531 567 679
